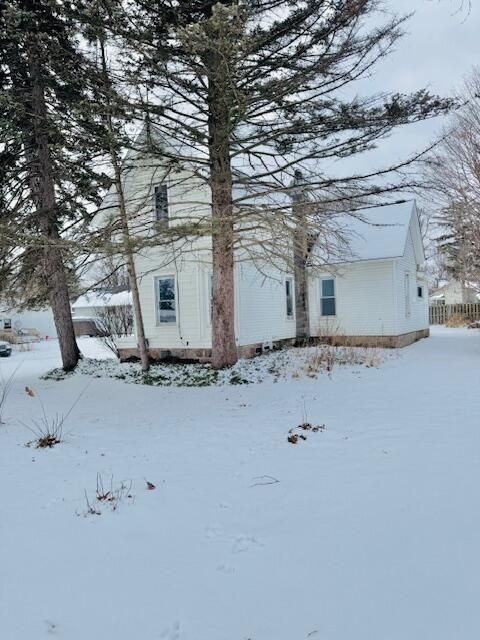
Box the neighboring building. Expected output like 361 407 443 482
71 287 132 320
97 139 428 360
71 287 133 337
0 306 57 339
429 280 479 305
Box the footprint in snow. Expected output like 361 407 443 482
217 563 236 574
160 621 181 640
205 528 264 553
231 535 263 554
45 620 57 634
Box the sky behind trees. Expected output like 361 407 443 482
339 0 479 174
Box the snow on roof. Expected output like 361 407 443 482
320 200 416 264
72 290 132 310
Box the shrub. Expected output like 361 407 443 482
22 385 89 448
446 312 468 327
81 474 134 516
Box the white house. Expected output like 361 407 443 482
101 149 429 360
96 132 429 360
429 280 479 305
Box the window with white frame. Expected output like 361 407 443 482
154 184 169 225
285 278 294 318
156 276 176 323
320 278 336 316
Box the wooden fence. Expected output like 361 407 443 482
429 303 480 325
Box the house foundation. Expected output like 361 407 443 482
313 328 430 349
118 329 429 364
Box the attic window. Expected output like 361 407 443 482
154 184 169 225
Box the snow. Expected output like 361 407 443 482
72 290 132 310
322 200 415 263
46 340 387 387
1 327 480 639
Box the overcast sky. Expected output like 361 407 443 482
335 0 479 176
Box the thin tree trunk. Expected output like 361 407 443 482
28 55 80 371
208 65 237 369
112 166 150 372
99 41 150 372
292 179 310 343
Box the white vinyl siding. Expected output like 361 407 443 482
235 263 296 345
393 223 429 335
310 261 397 337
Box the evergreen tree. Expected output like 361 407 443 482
78 0 151 371
0 0 108 369
117 1 452 366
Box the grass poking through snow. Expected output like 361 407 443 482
43 344 389 388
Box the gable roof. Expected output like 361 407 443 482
320 200 423 264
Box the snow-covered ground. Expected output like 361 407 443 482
1 327 479 640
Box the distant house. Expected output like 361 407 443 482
0 306 57 339
429 280 479 305
71 287 133 337
72 287 132 319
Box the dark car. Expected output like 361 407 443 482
0 340 12 357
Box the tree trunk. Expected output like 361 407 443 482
207 54 237 369
115 175 150 372
28 55 80 371
99 40 150 372
293 237 310 343
292 184 311 344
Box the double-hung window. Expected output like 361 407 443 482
320 278 336 316
154 184 169 225
285 278 294 318
156 276 176 324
